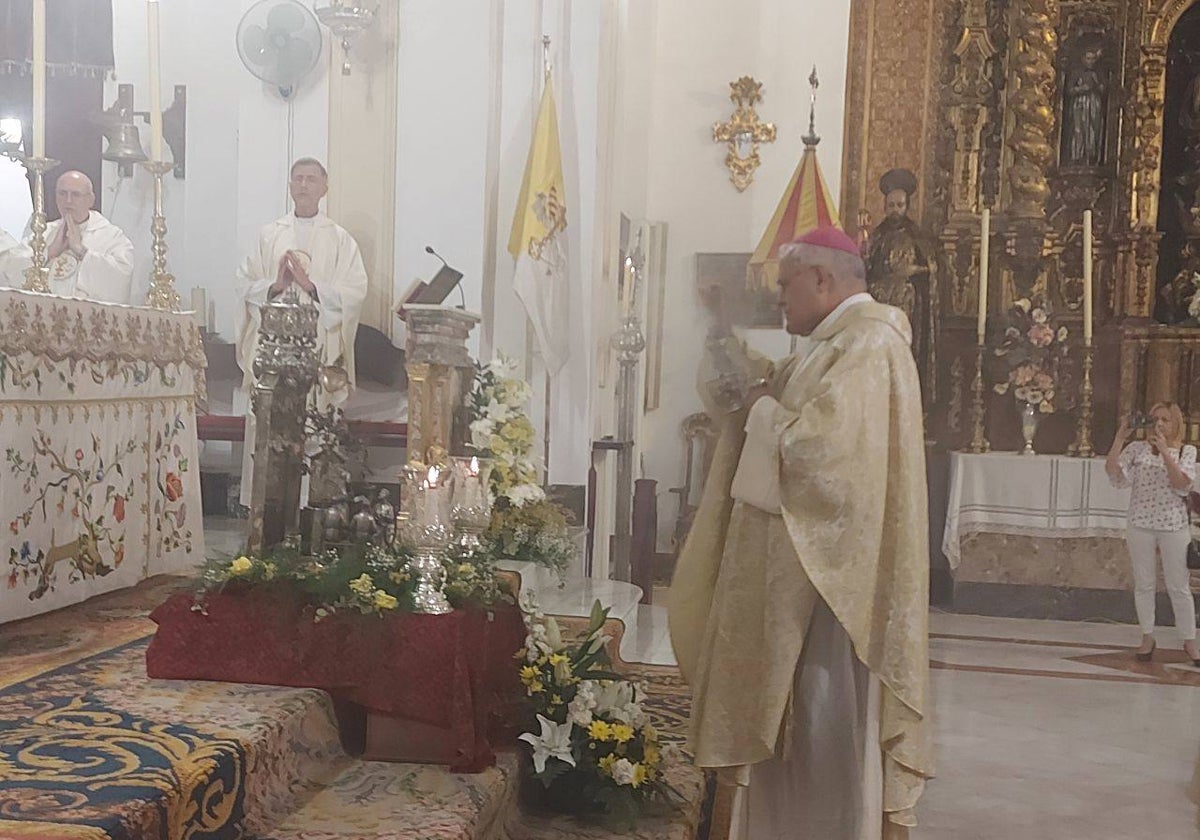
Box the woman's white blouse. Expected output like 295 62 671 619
1110 441 1197 531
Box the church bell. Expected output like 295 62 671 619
102 122 149 166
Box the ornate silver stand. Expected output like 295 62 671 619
20 155 59 294
143 160 181 311
610 312 646 581
247 288 320 552
404 522 454 615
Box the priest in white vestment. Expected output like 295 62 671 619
669 225 933 839
0 171 134 303
235 157 369 507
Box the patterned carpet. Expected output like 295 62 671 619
0 577 706 840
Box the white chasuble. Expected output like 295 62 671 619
235 213 369 506
1 213 134 304
669 300 933 837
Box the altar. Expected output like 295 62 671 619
0 289 206 623
944 452 1135 597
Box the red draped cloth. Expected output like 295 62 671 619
145 592 526 772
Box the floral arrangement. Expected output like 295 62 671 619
1188 272 1200 322
516 598 676 824
992 297 1071 414
191 540 506 620
467 357 577 575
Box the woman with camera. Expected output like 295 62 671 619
1106 402 1199 664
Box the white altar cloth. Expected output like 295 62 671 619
0 289 207 623
943 452 1130 569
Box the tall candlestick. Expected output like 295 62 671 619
977 209 990 343
147 0 164 162
32 0 46 158
190 288 206 330
1083 209 1094 345
622 256 635 317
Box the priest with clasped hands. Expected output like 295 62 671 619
0 170 134 303
235 157 369 508
669 225 933 839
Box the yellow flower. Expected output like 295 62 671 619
528 680 545 694
548 653 568 665
611 724 635 744
262 562 277 581
456 563 475 576
373 591 398 610
644 743 661 766
519 665 539 684
551 694 563 706
349 574 375 597
643 724 659 743
388 570 409 584
588 720 613 742
598 754 617 774
229 556 253 576
632 763 648 788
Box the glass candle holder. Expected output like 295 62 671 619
451 456 494 557
400 463 454 614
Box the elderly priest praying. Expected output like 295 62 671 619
669 225 933 839
235 157 369 508
0 171 134 303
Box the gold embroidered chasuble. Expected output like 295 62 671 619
668 300 933 830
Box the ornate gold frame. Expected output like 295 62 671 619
712 76 777 192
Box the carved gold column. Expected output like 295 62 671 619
1000 0 1060 299
403 305 480 466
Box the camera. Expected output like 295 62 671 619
1127 412 1156 429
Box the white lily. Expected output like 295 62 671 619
518 714 577 774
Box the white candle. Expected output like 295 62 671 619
147 0 164 162
32 0 46 158
419 466 451 527
977 209 990 343
622 256 635 317
1083 209 1094 345
190 288 206 329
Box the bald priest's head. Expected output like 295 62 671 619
55 171 95 224
775 226 868 337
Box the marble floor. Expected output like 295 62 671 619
201 522 1200 836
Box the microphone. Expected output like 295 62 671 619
425 245 466 309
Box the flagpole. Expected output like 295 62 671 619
540 33 553 490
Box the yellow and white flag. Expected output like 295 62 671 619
508 76 570 375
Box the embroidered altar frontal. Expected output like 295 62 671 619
0 290 207 623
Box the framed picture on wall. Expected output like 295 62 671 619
695 252 781 329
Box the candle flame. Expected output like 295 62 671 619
469 455 480 475
426 465 440 487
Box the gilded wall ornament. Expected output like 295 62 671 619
712 76 777 192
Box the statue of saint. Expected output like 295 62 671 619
865 169 939 410
1062 47 1107 168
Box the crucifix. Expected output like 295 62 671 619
712 76 778 192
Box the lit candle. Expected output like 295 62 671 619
623 256 635 317
419 465 451 528
1083 209 1094 345
977 209 990 344
147 0 164 162
31 0 46 158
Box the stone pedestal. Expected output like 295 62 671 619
403 305 480 465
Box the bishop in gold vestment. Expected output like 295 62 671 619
669 225 932 838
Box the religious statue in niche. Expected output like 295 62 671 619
864 169 940 409
1060 44 1108 168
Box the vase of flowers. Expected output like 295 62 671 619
992 298 1071 455
515 598 678 826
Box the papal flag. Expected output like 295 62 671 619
508 75 570 375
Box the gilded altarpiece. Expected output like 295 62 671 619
844 0 1200 453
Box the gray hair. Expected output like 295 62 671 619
290 157 328 178
778 241 867 287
